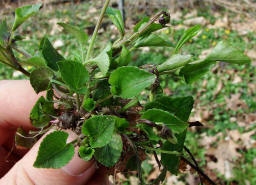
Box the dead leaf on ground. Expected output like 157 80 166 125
225 94 248 111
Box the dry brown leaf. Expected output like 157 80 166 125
225 94 248 111
184 17 207 26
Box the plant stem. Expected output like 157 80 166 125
139 145 180 155
11 45 32 58
76 93 81 111
85 0 111 61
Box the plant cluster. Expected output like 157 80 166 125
0 1 251 184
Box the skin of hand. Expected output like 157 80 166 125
0 80 109 185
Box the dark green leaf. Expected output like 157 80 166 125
114 116 129 131
144 96 194 121
30 67 53 93
118 46 131 66
134 17 150 32
34 131 75 168
20 56 47 67
82 98 96 112
106 7 125 37
175 25 201 53
30 96 55 128
58 60 89 92
137 123 160 141
82 115 115 148
92 79 112 106
78 146 94 161
0 20 9 46
134 34 174 48
134 16 163 36
141 108 188 133
58 23 88 46
12 4 42 31
94 134 123 167
89 44 112 75
109 66 156 98
157 54 191 72
161 130 187 174
40 36 64 71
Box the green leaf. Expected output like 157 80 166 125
40 36 64 71
30 67 53 93
30 96 55 128
78 146 94 161
175 25 201 53
180 41 251 83
12 4 42 31
205 41 251 64
58 60 89 92
20 56 47 67
134 17 163 37
134 34 174 48
89 44 112 75
144 96 194 121
34 131 75 168
58 23 88 46
82 98 96 112
137 123 160 141
161 130 187 174
114 116 129 131
134 17 150 32
0 20 9 46
82 115 115 148
118 46 131 66
157 54 191 72
109 66 156 98
141 108 188 133
106 7 125 37
94 134 123 167
15 128 36 148
92 79 112 106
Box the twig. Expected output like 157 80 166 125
11 45 31 58
181 156 217 185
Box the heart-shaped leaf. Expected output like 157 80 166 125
34 131 75 168
30 67 53 93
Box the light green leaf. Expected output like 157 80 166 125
0 20 9 46
34 131 75 168
58 23 88 46
30 96 55 128
106 7 125 37
89 44 112 75
12 4 42 31
141 108 188 133
94 134 123 167
82 115 115 148
134 17 163 37
134 34 174 48
161 130 187 174
82 98 96 112
118 46 131 66
157 54 191 72
30 67 53 94
40 36 64 71
175 25 201 53
109 66 156 98
144 96 194 121
79 146 94 161
58 60 89 92
180 41 251 83
20 56 46 67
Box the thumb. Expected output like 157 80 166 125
0 130 97 185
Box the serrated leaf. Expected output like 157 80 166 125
175 25 201 53
118 46 131 66
20 56 46 67
12 4 42 31
58 23 88 46
144 96 194 121
106 7 125 37
161 130 187 174
157 54 191 72
180 41 251 83
79 146 94 161
141 108 188 133
30 67 53 93
0 20 9 46
82 98 96 112
134 34 174 48
40 36 64 71
89 44 112 75
94 134 123 167
82 116 115 148
109 66 156 98
34 131 75 168
30 96 55 128
58 60 89 92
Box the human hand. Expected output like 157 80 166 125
0 80 109 185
